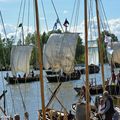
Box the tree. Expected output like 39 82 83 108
75 36 85 63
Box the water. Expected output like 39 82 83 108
0 64 113 119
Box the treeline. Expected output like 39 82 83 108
0 30 118 70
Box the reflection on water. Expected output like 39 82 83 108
0 64 112 119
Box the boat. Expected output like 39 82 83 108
79 64 100 74
74 84 103 95
43 32 81 82
4 45 39 84
79 40 100 74
74 84 120 96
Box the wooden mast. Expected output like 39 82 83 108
84 0 90 119
95 0 105 91
34 0 46 120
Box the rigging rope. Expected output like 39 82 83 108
50 0 64 32
27 0 30 34
99 0 111 32
73 0 80 32
69 0 77 31
41 0 49 32
14 0 24 41
0 11 11 115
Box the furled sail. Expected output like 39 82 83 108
43 33 79 74
88 40 99 65
10 45 33 76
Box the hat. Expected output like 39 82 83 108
103 91 109 97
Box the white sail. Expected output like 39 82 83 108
43 33 79 74
107 42 120 64
43 44 50 69
88 40 99 66
10 45 33 76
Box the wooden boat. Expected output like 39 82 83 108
4 32 39 84
39 108 75 120
46 70 81 83
74 85 120 96
74 84 103 95
80 39 100 74
43 32 81 82
4 75 39 84
80 64 100 74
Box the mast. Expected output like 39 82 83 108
34 0 46 120
95 0 105 91
84 0 90 119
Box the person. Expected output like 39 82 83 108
117 70 120 85
68 110 74 120
6 72 9 78
102 91 115 120
75 99 86 120
97 97 105 120
31 71 34 77
23 73 26 78
18 74 21 78
111 70 116 85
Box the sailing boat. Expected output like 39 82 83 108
43 32 81 82
4 24 39 84
79 40 100 74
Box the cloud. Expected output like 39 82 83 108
108 18 120 40
0 24 34 43
69 17 120 41
63 10 68 14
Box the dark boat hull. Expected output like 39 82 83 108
4 76 39 84
74 85 103 95
74 85 120 95
80 64 100 74
47 73 81 83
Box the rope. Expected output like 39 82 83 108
69 0 77 31
17 84 27 112
50 0 64 32
41 0 49 32
99 0 111 32
14 0 24 41
0 11 12 115
73 0 80 32
9 86 16 114
27 0 30 34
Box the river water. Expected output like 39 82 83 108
0 64 117 119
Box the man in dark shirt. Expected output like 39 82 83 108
102 91 115 120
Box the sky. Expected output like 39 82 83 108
0 0 120 40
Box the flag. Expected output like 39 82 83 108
63 18 69 27
18 23 23 27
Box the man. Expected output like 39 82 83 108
101 91 115 120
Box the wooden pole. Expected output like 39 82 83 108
34 0 46 120
48 88 68 114
95 0 105 91
84 0 90 119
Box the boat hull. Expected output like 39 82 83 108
46 70 81 83
4 76 39 84
74 85 120 95
80 64 100 74
47 74 81 83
